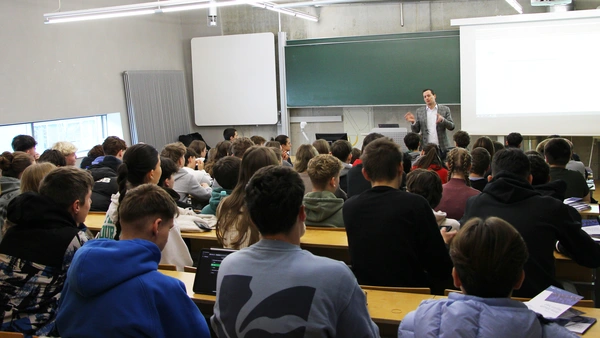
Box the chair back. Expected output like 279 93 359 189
158 264 177 271
184 266 197 273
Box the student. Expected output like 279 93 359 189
202 156 241 215
330 140 353 194
99 144 193 269
182 147 212 186
527 151 566 200
304 154 345 228
398 217 577 338
452 130 470 149
20 162 56 193
273 134 293 166
52 141 78 166
313 138 330 155
293 144 319 194
0 167 93 336
469 147 491 192
56 184 211 338
493 140 505 154
205 140 231 177
189 139 208 158
472 136 495 159
461 148 600 297
412 143 449 184
159 156 195 209
216 146 279 249
347 132 384 197
11 134 38 159
403 132 421 174
161 142 211 207
211 166 380 337
350 147 361 165
228 136 254 158
223 127 237 141
406 168 460 231
38 149 67 166
506 132 523 148
88 136 127 212
250 135 266 146
0 151 35 235
435 147 480 220
545 138 590 201
344 138 453 294
79 144 104 169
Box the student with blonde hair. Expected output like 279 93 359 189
20 162 56 193
304 155 345 228
52 141 78 166
435 147 480 220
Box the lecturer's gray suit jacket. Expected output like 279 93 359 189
409 105 455 151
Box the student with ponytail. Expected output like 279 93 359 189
435 147 480 220
411 143 449 184
99 144 193 269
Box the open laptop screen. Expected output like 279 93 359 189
193 248 236 295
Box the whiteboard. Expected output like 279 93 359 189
191 33 278 126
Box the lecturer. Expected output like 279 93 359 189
404 88 455 154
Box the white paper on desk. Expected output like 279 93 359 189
525 290 572 319
582 225 600 236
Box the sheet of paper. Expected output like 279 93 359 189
582 225 600 236
525 287 583 319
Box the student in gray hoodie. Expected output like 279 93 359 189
303 155 345 228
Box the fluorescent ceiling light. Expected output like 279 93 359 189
274 0 365 8
505 0 523 14
44 0 262 24
253 2 319 21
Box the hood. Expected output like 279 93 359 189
88 156 121 180
483 171 540 204
303 191 344 222
407 152 420 161
66 239 160 298
6 192 77 230
407 293 545 337
0 176 21 197
209 187 232 210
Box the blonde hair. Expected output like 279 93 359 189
52 141 78 156
307 154 343 190
20 162 56 193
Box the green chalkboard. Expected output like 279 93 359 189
285 31 460 107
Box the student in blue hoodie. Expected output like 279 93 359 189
202 156 241 215
55 184 210 338
398 217 577 338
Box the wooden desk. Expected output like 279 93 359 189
159 270 433 336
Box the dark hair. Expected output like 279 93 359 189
265 142 282 161
87 145 104 158
423 88 436 95
213 156 241 190
11 135 37 152
493 141 505 154
102 136 127 156
245 166 304 236
250 135 266 146
38 149 67 167
274 135 289 146
223 128 237 140
39 166 94 211
414 143 444 170
229 137 254 158
216 146 279 249
544 138 571 166
350 148 361 165
307 154 343 190
362 132 385 152
362 138 402 182
527 153 550 185
116 144 159 239
0 151 34 178
312 139 330 155
294 144 318 173
491 148 530 179
158 156 179 187
160 143 186 165
189 140 207 155
406 168 442 208
506 132 523 148
184 147 199 166
451 217 528 298
446 147 472 186
453 131 470 149
205 140 231 176
330 140 353 163
472 137 495 159
470 147 491 176
403 132 421 151
119 184 178 234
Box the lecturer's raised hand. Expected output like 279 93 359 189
436 113 444 123
404 112 415 123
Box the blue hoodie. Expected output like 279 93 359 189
55 239 210 338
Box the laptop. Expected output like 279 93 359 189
193 248 236 295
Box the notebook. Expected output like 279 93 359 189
193 248 236 295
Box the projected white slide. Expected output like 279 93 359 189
453 11 600 136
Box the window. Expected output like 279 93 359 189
0 113 124 158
